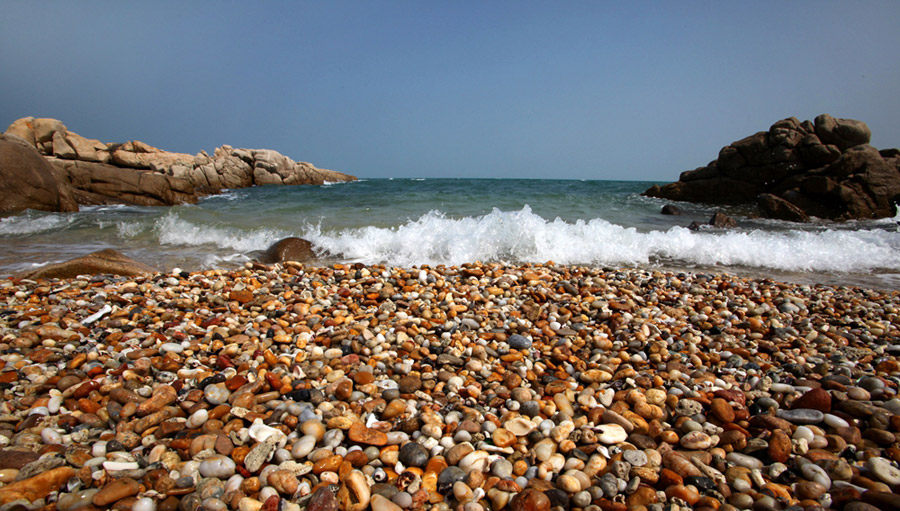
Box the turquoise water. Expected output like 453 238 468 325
1 178 899 289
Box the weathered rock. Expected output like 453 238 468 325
50 158 198 206
645 114 900 221
0 134 79 213
20 248 154 280
4 116 357 210
814 113 872 151
757 193 810 222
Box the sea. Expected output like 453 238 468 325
1 178 899 290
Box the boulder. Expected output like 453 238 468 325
0 134 79 213
814 113 871 151
261 237 317 264
20 248 155 280
644 114 900 222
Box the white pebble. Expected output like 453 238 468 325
134 497 156 511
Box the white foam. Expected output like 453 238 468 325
0 213 73 236
154 213 287 252
304 206 900 273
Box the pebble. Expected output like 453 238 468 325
0 263 896 511
866 456 900 485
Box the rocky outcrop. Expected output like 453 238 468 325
2 117 357 211
644 114 900 221
0 133 79 213
20 248 154 280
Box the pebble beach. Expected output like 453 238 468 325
0 262 898 511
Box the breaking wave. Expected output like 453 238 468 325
303 206 900 273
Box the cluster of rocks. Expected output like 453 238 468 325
1 117 356 213
644 115 900 222
0 261 898 511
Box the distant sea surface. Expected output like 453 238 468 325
2 178 899 289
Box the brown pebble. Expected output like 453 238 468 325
710 398 735 423
767 429 791 463
791 387 831 412
510 488 550 511
92 477 140 506
348 423 388 446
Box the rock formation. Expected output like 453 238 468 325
0 134 79 214
643 114 900 221
2 117 357 212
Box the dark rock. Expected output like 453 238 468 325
261 237 316 264
397 442 429 468
643 114 900 222
437 466 467 492
709 212 737 228
20 248 155 280
689 212 737 230
507 334 533 350
0 134 79 213
660 204 683 215
757 193 809 222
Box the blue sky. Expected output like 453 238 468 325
2 2 899 180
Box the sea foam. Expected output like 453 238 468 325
154 213 288 252
305 206 900 273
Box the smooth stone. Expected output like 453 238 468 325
776 408 824 424
93 477 140 506
57 489 100 511
159 343 184 354
726 452 763 469
187 409 209 429
291 435 317 459
866 456 900 486
397 442 429 468
199 455 236 479
800 462 831 489
507 335 532 350
437 467 468 491
205 384 231 405
133 497 156 511
491 459 513 479
596 424 628 444
391 491 412 508
509 489 550 511
371 494 403 511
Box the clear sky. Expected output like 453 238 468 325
2 2 899 181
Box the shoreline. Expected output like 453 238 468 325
0 262 898 510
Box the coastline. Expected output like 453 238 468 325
0 261 898 510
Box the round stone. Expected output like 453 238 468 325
199 455 236 479
507 335 532 350
397 441 429 468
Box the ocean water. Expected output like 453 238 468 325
1 178 899 289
